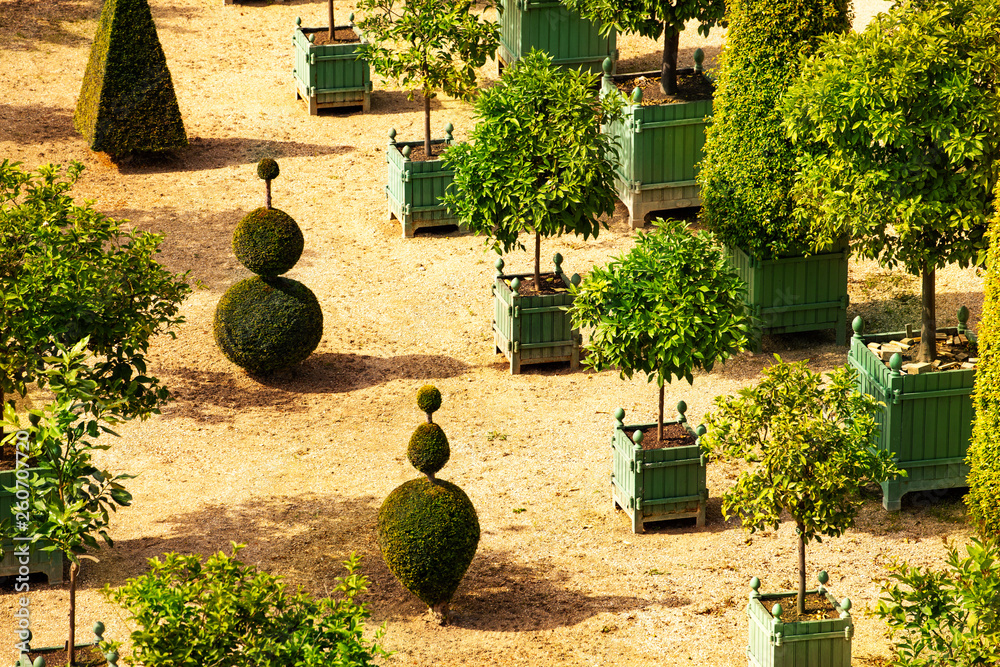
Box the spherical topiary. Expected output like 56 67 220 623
232 207 304 277
214 276 323 375
417 384 442 418
257 158 279 181
408 423 450 477
377 478 480 617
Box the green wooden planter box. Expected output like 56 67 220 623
611 402 707 533
497 0 616 75
492 255 581 375
1 467 64 584
747 572 853 667
847 310 975 510
17 623 116 667
600 56 712 229
293 17 371 115
385 125 464 238
725 239 849 351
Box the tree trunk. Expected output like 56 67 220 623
657 383 665 441
918 265 937 363
797 522 806 616
68 561 78 666
264 180 272 210
328 0 335 41
659 27 680 96
534 230 541 290
423 94 432 158
430 601 449 625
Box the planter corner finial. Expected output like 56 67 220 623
889 353 903 376
571 273 580 287
694 48 704 74
631 429 643 445
552 253 563 272
388 127 397 142
851 316 864 338
511 276 521 294
695 424 706 438
602 57 613 77
631 86 643 105
771 603 783 620
676 400 687 418
495 257 505 274
402 145 412 160
840 598 852 618
749 576 761 596
613 407 625 424
295 16 302 26
445 123 454 143
817 570 829 585
958 305 969 330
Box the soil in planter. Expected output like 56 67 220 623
508 273 568 297
23 645 106 667
0 442 30 471
309 28 360 45
613 71 714 105
404 144 446 162
635 422 695 450
764 592 841 623
867 334 979 373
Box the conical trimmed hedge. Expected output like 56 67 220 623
74 0 187 155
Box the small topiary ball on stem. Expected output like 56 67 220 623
257 158 280 209
417 384 442 422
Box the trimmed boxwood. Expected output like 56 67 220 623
697 0 851 258
213 276 323 375
408 423 450 476
74 0 187 155
969 213 1000 537
232 208 304 277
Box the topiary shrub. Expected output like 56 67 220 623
697 0 851 258
232 208 304 277
408 422 450 479
74 0 186 155
378 387 479 624
214 161 322 375
416 384 442 420
214 276 323 376
257 158 280 182
969 210 1000 537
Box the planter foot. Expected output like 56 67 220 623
696 501 706 527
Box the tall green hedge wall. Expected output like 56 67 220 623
697 0 850 259
969 205 1000 537
74 0 187 155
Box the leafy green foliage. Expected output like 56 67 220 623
442 50 621 278
73 0 186 154
702 357 901 605
408 423 450 477
0 160 191 420
1 340 133 565
232 208 304 277
377 478 480 611
697 0 851 258
875 535 1000 667
213 277 323 375
570 219 750 424
968 211 1000 537
257 158 280 182
355 0 498 148
104 544 389 667
782 0 1000 359
562 0 724 91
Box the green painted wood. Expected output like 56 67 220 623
610 410 707 533
600 74 712 227
491 258 581 374
292 21 372 113
385 132 464 237
497 0 616 74
847 325 975 510
725 241 849 351
0 468 65 583
747 588 852 667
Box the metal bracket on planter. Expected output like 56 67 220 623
633 119 643 134
401 203 411 215
308 86 316 96
513 341 520 353
401 171 411 183
630 181 642 194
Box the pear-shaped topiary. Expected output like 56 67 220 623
214 276 323 376
232 208 304 278
408 422 449 479
378 387 479 623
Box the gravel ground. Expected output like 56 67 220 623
1 1 985 665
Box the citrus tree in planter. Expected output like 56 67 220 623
783 0 1000 509
702 357 901 667
2 343 133 667
293 14 372 115
570 219 751 530
443 50 620 374
356 0 498 236
698 0 852 349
